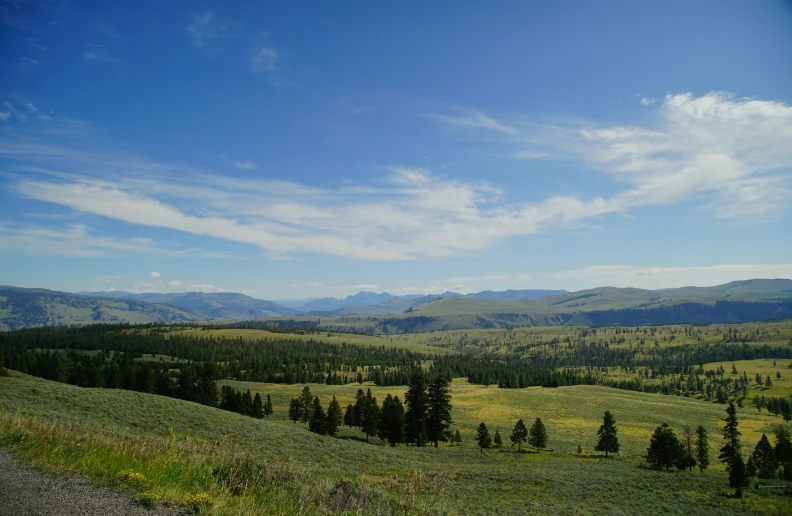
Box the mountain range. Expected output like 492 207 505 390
1 279 790 331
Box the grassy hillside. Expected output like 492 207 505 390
0 287 199 331
258 279 792 333
2 371 791 514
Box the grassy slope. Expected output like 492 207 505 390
166 328 456 355
3 371 792 514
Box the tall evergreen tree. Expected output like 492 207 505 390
252 392 265 419
263 394 273 418
378 394 405 447
309 397 328 435
676 426 696 472
344 404 355 428
719 403 741 472
694 425 710 473
326 396 343 437
752 434 777 479
353 389 366 428
241 390 254 416
453 429 462 446
528 417 548 452
194 363 218 407
404 369 429 447
361 390 380 441
646 423 683 471
427 375 453 447
299 386 314 424
774 426 792 481
493 429 502 448
595 411 619 457
475 423 492 454
728 453 749 497
510 419 528 451
288 397 301 423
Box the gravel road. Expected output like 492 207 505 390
0 448 184 515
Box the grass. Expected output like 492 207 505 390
2 370 790 514
166 328 456 355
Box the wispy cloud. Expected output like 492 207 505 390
25 37 46 50
91 21 122 39
251 47 281 73
640 97 657 105
187 11 239 48
233 161 257 170
554 263 792 289
429 92 792 223
83 43 120 63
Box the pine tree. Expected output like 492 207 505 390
378 394 405 447
263 394 273 418
299 386 314 424
309 397 327 435
288 397 301 423
676 426 696 472
595 410 619 457
728 453 749 497
405 369 429 447
528 417 548 452
326 396 343 437
353 389 366 428
241 390 254 416
774 426 792 481
719 403 741 472
694 425 710 473
510 419 528 451
453 429 462 446
752 433 777 479
475 423 492 453
646 423 683 471
427 375 453 447
252 392 265 419
493 430 502 448
344 403 355 428
746 456 757 478
361 390 380 441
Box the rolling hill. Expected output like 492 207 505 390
0 286 200 331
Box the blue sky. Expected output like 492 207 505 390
1 0 791 299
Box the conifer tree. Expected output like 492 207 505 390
729 453 749 497
493 430 502 448
288 398 301 423
595 410 619 457
263 394 273 418
361 390 380 442
528 417 548 452
353 389 366 428
326 396 343 437
453 429 462 446
752 434 777 479
252 392 265 419
719 403 741 472
241 390 254 416
309 397 328 435
746 456 757 478
378 394 405 447
299 386 314 424
427 375 453 447
694 425 710 473
405 369 429 447
510 419 528 451
646 423 683 471
774 426 792 481
344 403 355 428
476 423 491 453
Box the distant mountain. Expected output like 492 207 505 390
294 288 565 314
83 291 301 319
0 286 199 331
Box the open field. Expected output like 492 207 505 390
165 327 456 355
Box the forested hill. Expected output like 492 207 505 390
0 287 200 331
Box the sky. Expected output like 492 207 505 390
1 0 792 300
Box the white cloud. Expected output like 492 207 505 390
83 44 120 63
233 161 257 170
553 263 792 290
640 97 657 105
149 271 161 279
0 112 9 120
429 92 792 224
251 47 280 73
166 280 229 293
187 12 239 48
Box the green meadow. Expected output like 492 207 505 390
3 370 792 515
